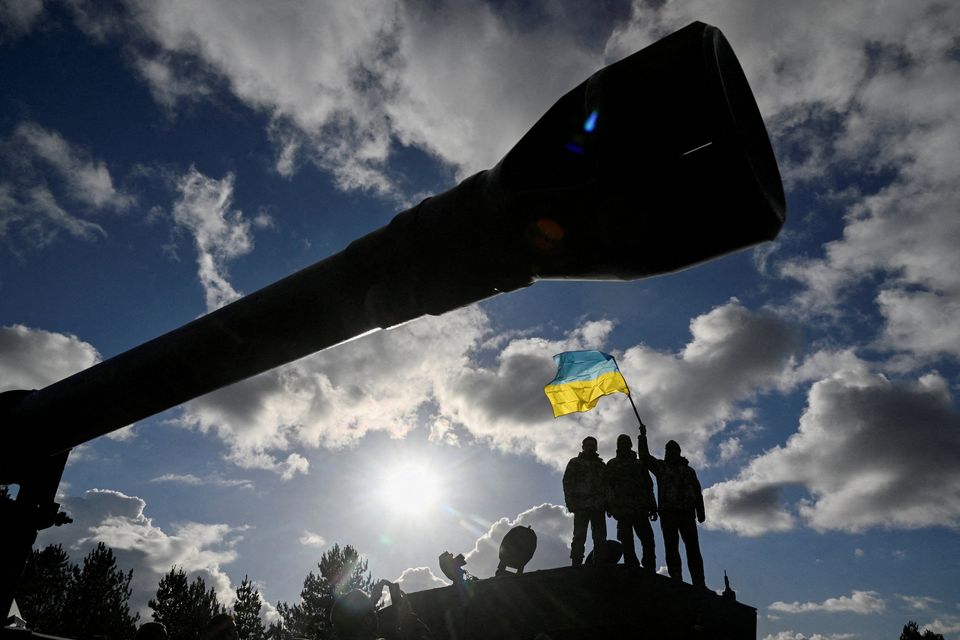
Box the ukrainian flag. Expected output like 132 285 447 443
543 350 629 418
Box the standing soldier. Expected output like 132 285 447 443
639 427 706 588
563 436 607 566
606 433 658 572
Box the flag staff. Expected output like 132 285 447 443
624 386 646 434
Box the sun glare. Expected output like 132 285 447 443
379 461 443 518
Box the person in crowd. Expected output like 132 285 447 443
639 428 706 588
562 436 607 566
606 433 658 572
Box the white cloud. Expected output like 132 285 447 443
60 0 614 195
0 324 100 392
853 548 864 558
876 288 960 360
177 306 489 476
0 0 45 39
149 473 254 490
898 594 941 612
606 1 960 366
440 299 797 470
463 503 574 579
298 531 326 548
0 123 130 250
132 53 214 111
770 590 886 615
705 367 960 535
172 167 255 311
176 300 796 477
719 437 743 462
38 489 245 617
394 566 449 594
925 617 960 635
14 123 132 211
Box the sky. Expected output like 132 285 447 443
1 0 959 638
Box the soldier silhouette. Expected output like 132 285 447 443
606 433 657 572
562 435 607 566
639 427 706 588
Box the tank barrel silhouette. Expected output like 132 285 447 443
0 21 785 619
1 21 784 464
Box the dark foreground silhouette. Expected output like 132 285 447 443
379 565 754 640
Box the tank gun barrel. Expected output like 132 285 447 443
1 21 784 465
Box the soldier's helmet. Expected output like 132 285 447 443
616 434 633 450
330 589 378 639
665 439 681 457
582 436 598 449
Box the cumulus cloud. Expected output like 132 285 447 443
172 167 255 311
38 489 245 617
925 617 960 636
0 123 131 250
299 531 326 548
440 299 797 469
394 566 449 594
706 368 960 535
177 305 488 476
57 0 620 196
607 1 960 365
769 590 886 615
463 503 573 579
177 299 796 476
0 324 100 391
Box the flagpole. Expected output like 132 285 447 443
612 356 646 434
625 390 646 434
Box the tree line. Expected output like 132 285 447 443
14 541 374 640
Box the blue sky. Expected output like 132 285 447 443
2 1 959 638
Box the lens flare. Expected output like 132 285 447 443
583 109 599 133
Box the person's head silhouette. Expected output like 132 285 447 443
582 436 598 453
665 439 681 461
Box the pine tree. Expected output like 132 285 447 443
149 566 224 640
15 544 74 634
61 542 139 639
232 575 266 640
265 621 284 639
276 544 375 640
901 621 946 640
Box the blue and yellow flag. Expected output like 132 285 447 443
543 350 629 418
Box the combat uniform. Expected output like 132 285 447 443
605 438 657 571
640 434 706 587
562 448 607 565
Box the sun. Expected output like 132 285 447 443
378 461 443 518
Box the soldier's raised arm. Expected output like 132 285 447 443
637 430 661 475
